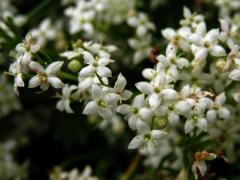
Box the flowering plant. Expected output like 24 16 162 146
1 0 240 179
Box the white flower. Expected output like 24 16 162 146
79 51 113 78
185 112 208 133
28 61 64 90
65 1 95 34
30 18 57 47
83 84 118 120
8 59 24 95
117 94 152 130
15 34 40 65
83 41 117 58
190 29 226 62
112 73 132 101
56 85 77 113
60 48 84 60
128 128 167 154
192 151 216 179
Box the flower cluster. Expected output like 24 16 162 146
8 34 64 94
50 166 98 180
64 0 135 35
127 11 155 64
3 1 240 179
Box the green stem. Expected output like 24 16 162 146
58 71 78 81
95 72 108 86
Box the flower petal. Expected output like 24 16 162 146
28 75 41 88
83 101 98 115
48 77 64 88
29 61 45 74
46 61 64 75
128 135 144 149
135 82 153 94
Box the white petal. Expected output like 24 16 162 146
175 100 191 114
128 116 138 130
197 118 208 131
147 141 158 154
139 107 153 122
135 82 153 94
215 92 226 105
176 58 189 68
206 110 217 122
121 90 133 100
29 61 45 74
98 57 112 66
133 94 145 108
136 120 150 134
46 61 64 75
148 93 161 109
185 120 194 134
209 45 226 57
114 73 127 93
78 78 92 91
183 6 191 18
217 107 230 119
229 69 240 81
180 85 191 98
195 47 207 61
104 93 119 105
64 99 74 113
161 89 178 101
168 112 179 125
205 29 219 43
56 100 65 111
96 66 112 77
137 25 147 36
92 84 103 99
60 51 81 59
79 66 94 78
15 73 24 87
142 68 155 80
22 52 31 65
116 104 131 115
99 108 112 120
30 43 40 53
28 75 41 88
151 130 167 140
48 77 64 88
161 28 176 40
83 101 98 115
82 51 95 64
197 161 207 177
128 135 144 149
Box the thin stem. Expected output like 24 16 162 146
95 72 108 86
121 153 142 180
58 71 78 81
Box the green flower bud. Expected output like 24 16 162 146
68 59 82 72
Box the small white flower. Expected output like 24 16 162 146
128 128 167 154
28 61 64 90
79 51 113 78
83 84 118 121
16 34 40 65
8 59 24 95
117 94 152 130
56 85 77 113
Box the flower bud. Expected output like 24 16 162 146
68 59 82 72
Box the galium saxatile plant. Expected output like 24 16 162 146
1 0 240 179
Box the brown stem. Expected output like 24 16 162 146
121 153 142 180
